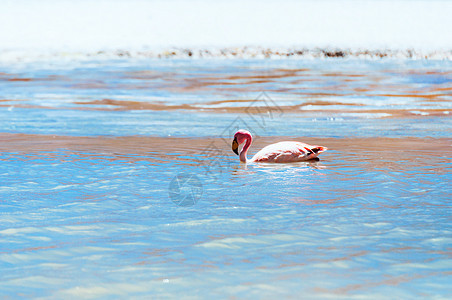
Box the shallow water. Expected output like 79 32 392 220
0 58 451 298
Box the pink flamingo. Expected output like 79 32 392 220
232 129 327 163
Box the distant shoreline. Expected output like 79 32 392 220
1 47 451 62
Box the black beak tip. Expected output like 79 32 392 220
232 138 239 155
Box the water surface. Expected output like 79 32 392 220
0 58 451 298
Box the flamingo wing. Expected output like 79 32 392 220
251 141 327 163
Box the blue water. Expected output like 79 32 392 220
0 58 451 298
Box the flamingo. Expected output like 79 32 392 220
231 129 327 163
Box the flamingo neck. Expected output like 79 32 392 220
240 136 252 163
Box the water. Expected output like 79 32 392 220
0 58 451 298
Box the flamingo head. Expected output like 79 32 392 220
232 129 252 155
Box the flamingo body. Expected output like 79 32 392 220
252 141 326 163
232 129 327 163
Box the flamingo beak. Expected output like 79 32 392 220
232 137 239 155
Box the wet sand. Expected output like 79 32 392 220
1 133 450 170
1 65 450 119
